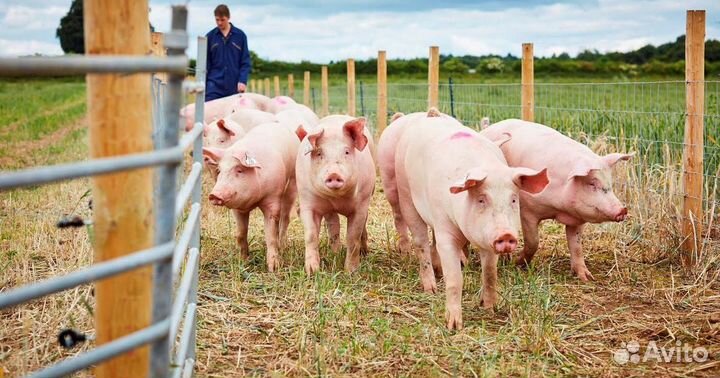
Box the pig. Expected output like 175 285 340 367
480 119 633 281
379 108 549 329
180 93 259 131
275 104 319 132
295 115 375 274
203 109 278 181
267 96 298 114
238 92 273 112
202 122 300 272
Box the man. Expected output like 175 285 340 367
205 4 252 101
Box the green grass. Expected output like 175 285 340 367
1 76 719 377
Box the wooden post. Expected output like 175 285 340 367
321 65 329 116
347 59 356 116
521 43 534 122
250 79 255 93
303 71 311 106
150 32 166 83
377 50 388 136
682 10 705 266
428 46 439 109
274 75 280 97
288 73 295 98
85 1 153 376
264 78 271 97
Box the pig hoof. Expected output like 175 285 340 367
422 282 437 294
479 297 497 309
445 310 463 330
572 265 594 281
267 259 280 273
305 259 320 275
398 240 412 254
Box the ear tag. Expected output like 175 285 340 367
245 153 257 166
304 145 314 155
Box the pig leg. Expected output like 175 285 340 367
435 233 464 330
279 179 297 249
232 210 250 260
430 231 443 278
300 207 323 274
344 209 369 273
516 213 540 268
261 204 282 272
324 213 342 253
479 250 499 309
567 224 594 281
360 223 369 256
389 199 412 254
399 201 437 293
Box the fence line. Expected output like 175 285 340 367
0 5 204 377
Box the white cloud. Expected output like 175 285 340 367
0 0 719 61
0 39 63 56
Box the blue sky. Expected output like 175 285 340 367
0 0 718 61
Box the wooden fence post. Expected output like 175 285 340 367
264 78 271 97
250 79 255 93
303 71 311 106
521 43 534 122
288 73 294 98
150 32 166 83
682 10 705 266
321 65 329 116
377 50 387 136
428 46 439 109
86 0 154 376
347 59 356 116
274 75 280 97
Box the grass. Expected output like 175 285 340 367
1 76 719 377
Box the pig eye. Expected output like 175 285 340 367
345 148 350 155
477 195 487 205
235 167 244 174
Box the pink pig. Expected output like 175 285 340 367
379 109 549 329
267 96 298 114
202 122 300 272
295 115 375 274
238 92 273 112
203 109 278 181
480 119 633 281
180 93 259 131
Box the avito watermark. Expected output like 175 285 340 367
614 340 708 365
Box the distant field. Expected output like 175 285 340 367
1 77 719 377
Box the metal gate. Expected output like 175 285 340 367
0 6 205 378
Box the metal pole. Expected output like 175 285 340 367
151 6 187 378
311 87 317 113
449 77 456 118
187 35 207 371
359 80 365 117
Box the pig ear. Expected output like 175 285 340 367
390 112 405 123
480 117 491 130
217 119 235 137
603 152 635 167
296 125 308 141
493 132 512 148
202 147 225 165
234 151 262 169
343 118 368 151
302 127 324 149
513 167 549 194
567 161 603 181
449 168 488 194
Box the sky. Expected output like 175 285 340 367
0 0 718 62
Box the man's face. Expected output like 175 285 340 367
215 16 229 29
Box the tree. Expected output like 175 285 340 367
56 0 155 55
56 0 84 54
442 58 469 74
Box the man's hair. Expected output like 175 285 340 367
214 4 230 18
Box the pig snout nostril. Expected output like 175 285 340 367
494 233 518 254
616 207 628 221
325 174 345 189
208 193 224 206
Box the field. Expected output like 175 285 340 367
1 75 720 377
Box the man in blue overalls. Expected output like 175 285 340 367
205 4 252 101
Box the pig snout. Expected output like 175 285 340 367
614 207 628 222
208 192 227 206
493 232 518 254
324 173 345 190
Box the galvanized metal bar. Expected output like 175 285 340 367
0 147 182 191
175 162 202 218
179 122 203 151
169 248 198 344
187 35 207 371
0 56 188 77
0 243 174 310
151 7 188 377
171 303 197 378
172 203 201 278
27 319 170 378
181 359 195 378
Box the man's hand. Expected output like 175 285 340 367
237 82 247 93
